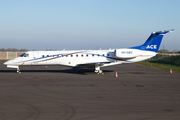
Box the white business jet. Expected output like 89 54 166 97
4 30 174 74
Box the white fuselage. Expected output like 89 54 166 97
4 49 156 68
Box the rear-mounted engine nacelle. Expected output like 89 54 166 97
114 49 139 58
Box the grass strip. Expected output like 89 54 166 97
136 61 180 73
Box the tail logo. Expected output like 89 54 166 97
146 45 157 49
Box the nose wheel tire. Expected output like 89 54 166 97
17 70 21 73
17 67 21 73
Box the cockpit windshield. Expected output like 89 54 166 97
20 53 25 57
19 53 29 57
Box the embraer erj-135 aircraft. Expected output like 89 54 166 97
4 29 174 74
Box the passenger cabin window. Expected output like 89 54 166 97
47 55 49 57
107 54 110 56
42 55 45 57
76 55 78 57
92 54 94 57
81 54 83 57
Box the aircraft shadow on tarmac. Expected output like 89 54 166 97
0 69 148 75
0 68 114 75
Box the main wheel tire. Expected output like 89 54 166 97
99 70 102 74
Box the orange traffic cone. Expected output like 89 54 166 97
170 69 172 74
115 71 118 78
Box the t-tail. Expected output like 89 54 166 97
129 29 174 52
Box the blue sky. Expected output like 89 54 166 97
0 0 179 51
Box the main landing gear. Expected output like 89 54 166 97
94 69 103 74
94 65 104 74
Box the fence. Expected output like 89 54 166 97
0 52 24 60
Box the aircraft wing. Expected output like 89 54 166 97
76 62 112 68
76 56 137 68
76 60 125 68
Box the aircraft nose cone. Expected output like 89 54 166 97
4 61 8 65
4 60 11 65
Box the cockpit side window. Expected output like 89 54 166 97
24 54 29 57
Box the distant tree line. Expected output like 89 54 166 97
0 48 27 52
158 49 180 54
150 55 180 66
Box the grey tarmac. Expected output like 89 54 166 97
0 60 180 120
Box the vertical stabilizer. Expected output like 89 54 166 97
129 29 174 52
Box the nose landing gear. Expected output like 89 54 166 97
6 65 21 73
17 66 21 74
